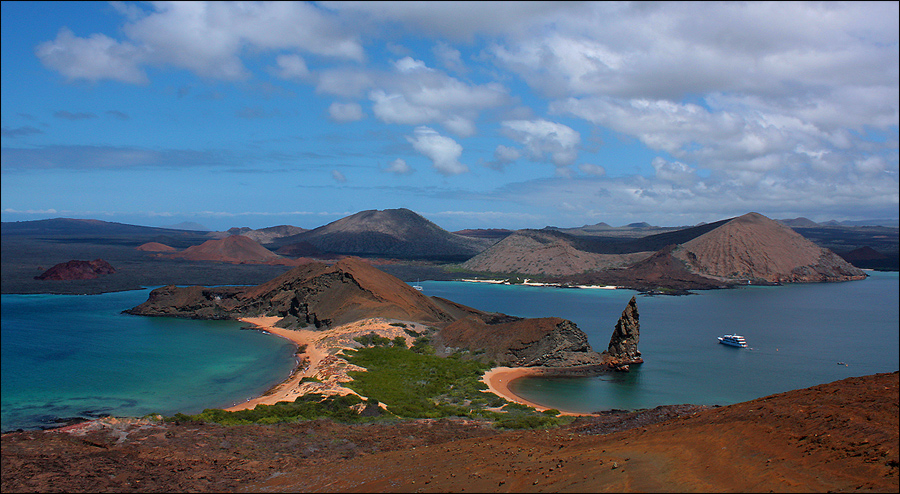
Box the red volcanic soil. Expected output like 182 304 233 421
135 242 176 252
34 259 116 280
168 235 281 263
1 372 895 493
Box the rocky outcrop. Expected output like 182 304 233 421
434 316 606 368
127 257 456 328
35 259 116 281
603 296 643 371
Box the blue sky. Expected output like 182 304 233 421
2 1 898 232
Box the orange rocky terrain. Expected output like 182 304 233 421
2 372 896 493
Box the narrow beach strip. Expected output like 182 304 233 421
482 366 596 417
225 317 329 412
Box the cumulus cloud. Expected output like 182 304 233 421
328 102 364 122
406 126 468 175
484 145 521 171
36 28 148 83
37 2 364 82
501 119 581 166
384 158 413 175
368 58 508 136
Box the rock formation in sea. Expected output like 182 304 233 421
34 259 116 281
603 295 643 371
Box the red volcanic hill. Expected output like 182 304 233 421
136 242 177 252
127 257 608 368
168 235 281 263
35 259 116 281
673 212 866 283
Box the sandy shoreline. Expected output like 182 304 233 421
228 317 596 417
225 317 338 412
481 367 596 416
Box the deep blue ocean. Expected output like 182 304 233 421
2 272 897 430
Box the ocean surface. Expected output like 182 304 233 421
1 289 296 432
423 271 899 413
2 272 897 430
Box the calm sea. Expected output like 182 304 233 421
422 271 899 413
1 289 296 432
2 272 897 430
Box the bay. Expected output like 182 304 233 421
420 271 899 413
1 288 296 432
2 272 896 431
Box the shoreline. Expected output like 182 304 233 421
225 317 338 412
481 366 597 417
230 318 598 417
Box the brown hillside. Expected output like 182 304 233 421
168 235 281 263
673 212 866 283
3 372 895 493
461 229 651 275
135 242 176 252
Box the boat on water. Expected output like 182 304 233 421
413 280 423 291
718 334 748 348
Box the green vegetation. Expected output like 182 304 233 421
167 344 569 430
168 393 374 425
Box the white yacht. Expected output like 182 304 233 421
718 334 748 348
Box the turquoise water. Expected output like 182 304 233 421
2 273 897 430
420 272 899 413
1 289 296 432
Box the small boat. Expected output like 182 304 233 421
718 334 748 348
413 280 423 291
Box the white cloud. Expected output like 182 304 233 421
384 158 413 175
38 2 364 82
328 102 364 122
406 126 468 176
36 28 147 84
332 169 347 183
393 56 431 73
501 119 581 167
275 54 309 80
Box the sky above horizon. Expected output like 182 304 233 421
2 1 898 232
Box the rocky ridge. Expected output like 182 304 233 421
126 257 614 369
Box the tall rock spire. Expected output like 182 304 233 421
605 295 643 371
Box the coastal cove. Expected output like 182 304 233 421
1 271 897 431
426 271 899 413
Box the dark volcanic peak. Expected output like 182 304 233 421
272 208 489 260
1 218 193 236
778 217 819 228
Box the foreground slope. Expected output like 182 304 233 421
2 372 895 493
